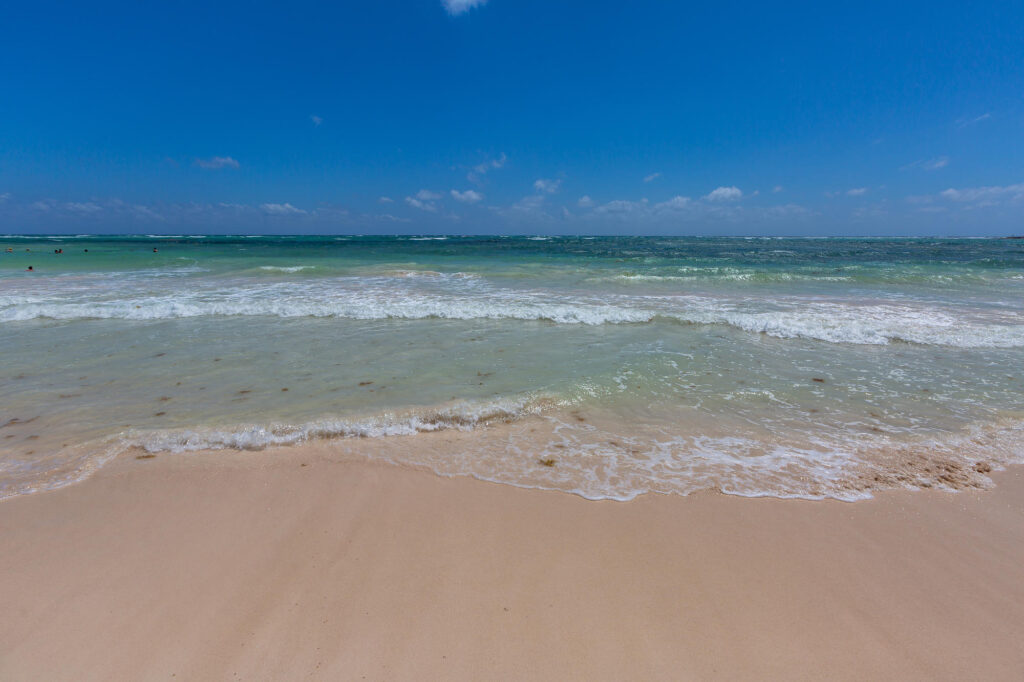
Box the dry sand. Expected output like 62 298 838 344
2 445 1024 681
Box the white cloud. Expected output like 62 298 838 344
451 189 483 203
467 153 507 184
643 172 661 183
773 185 783 193
404 189 443 211
593 199 648 215
703 186 742 202
901 156 950 171
378 196 394 204
474 153 506 174
126 204 166 222
442 0 487 15
579 195 690 217
655 196 691 211
533 178 561 194
195 156 240 170
579 194 811 226
260 203 306 215
940 183 1024 204
376 213 411 223
502 180 561 216
6 197 439 226
0 192 10 204
310 115 323 127
499 190 813 228
957 113 991 128
405 196 438 212
846 187 868 196
65 201 103 214
512 194 546 212
850 202 889 221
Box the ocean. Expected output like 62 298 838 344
3 234 1023 501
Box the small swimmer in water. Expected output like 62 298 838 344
26 266 34 271
153 248 158 253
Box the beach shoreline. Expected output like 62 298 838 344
5 236 1024 504
2 444 1023 680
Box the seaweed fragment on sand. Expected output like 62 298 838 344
538 458 557 467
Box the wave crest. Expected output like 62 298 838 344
4 287 1022 348
131 395 556 454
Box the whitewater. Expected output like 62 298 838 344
2 235 1023 501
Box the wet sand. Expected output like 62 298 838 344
2 445 1023 680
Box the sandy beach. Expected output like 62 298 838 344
2 445 1023 681
6 0 1024 677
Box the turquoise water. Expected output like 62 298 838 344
3 235 1024 500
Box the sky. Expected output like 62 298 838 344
1 0 1022 235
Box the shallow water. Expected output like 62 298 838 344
3 235 1023 500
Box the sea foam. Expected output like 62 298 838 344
3 284 1023 348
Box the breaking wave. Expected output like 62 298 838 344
130 395 556 454
111 405 1024 503
3 285 1023 348
258 265 318 273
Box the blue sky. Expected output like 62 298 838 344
1 0 1022 235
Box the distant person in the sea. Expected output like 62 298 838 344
26 266 33 271
153 248 158 253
